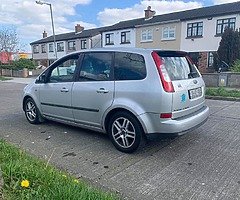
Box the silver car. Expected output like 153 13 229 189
23 48 209 153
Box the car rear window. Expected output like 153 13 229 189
156 51 200 81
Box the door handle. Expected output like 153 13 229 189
60 87 69 92
96 88 109 94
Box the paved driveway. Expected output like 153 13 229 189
0 82 240 200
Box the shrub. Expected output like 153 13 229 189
12 58 36 70
231 59 240 72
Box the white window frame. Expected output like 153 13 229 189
121 31 131 44
33 45 39 54
41 44 46 53
57 42 64 52
162 27 176 41
216 17 236 35
49 43 53 52
81 39 87 49
68 41 76 51
105 33 114 45
141 29 153 42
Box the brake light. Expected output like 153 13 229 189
160 113 172 118
151 51 174 93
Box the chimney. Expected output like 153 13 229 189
75 24 84 33
144 6 156 20
43 30 47 38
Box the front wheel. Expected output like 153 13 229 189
108 112 144 153
24 98 41 124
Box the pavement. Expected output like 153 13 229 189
0 80 240 199
3 77 35 84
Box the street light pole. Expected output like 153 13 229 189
36 1 57 60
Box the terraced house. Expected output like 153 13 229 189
30 25 106 66
30 1 240 72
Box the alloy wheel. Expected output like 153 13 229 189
25 100 37 122
112 117 136 148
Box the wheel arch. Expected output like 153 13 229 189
104 108 146 135
23 95 32 111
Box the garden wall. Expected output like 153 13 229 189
0 68 44 78
202 73 240 88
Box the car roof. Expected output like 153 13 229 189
66 47 187 56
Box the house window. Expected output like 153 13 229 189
141 29 153 41
208 52 214 68
121 31 130 44
105 33 114 45
187 22 203 37
33 45 39 54
162 27 176 40
41 44 46 53
57 42 64 52
68 41 76 51
49 43 53 52
216 18 236 35
81 40 87 49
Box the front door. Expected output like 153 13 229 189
71 52 114 128
39 54 79 121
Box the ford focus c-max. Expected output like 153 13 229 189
23 48 209 153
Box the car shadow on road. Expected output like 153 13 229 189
41 120 179 155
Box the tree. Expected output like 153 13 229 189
0 27 20 63
216 27 240 69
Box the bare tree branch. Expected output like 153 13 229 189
0 27 20 63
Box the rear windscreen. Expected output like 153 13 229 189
157 53 200 81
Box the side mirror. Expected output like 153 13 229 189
36 73 47 84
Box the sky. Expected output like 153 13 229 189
0 0 238 52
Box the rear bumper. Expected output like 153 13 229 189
138 105 209 135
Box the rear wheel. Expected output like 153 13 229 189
24 98 41 124
108 112 144 153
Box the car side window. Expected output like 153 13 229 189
79 52 112 81
49 55 79 83
114 52 146 81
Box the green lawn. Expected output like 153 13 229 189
0 76 11 81
0 140 119 200
206 87 240 98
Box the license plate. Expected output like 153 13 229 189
189 87 202 99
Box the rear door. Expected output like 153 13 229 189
156 51 205 119
71 52 114 128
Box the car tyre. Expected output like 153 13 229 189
24 98 41 124
108 111 144 153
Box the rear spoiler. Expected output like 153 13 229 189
153 50 187 57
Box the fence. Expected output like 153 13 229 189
0 68 44 78
202 72 240 88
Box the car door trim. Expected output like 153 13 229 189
41 102 99 112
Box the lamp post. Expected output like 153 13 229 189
36 1 57 60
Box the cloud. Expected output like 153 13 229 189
213 0 239 4
0 0 205 52
0 0 93 51
97 0 203 26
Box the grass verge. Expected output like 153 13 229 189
0 140 119 200
206 87 240 98
0 76 12 81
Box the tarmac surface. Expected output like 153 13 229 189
0 79 240 200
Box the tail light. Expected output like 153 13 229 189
151 51 174 93
160 113 172 119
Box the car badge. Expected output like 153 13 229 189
193 80 198 84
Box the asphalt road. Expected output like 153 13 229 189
0 82 240 200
